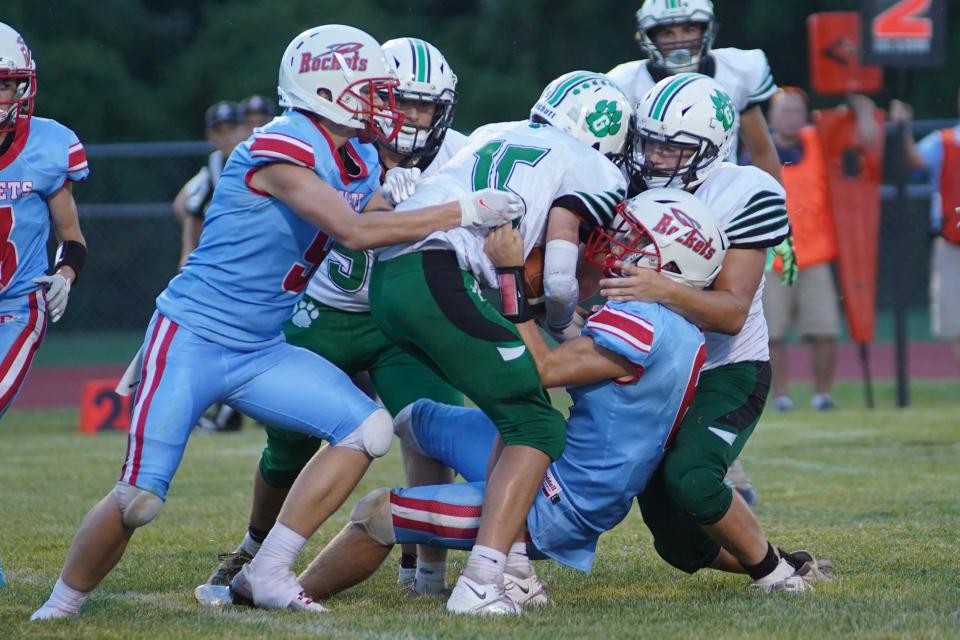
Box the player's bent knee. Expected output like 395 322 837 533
112 481 164 529
392 400 433 455
664 464 730 524
350 487 396 546
337 409 393 458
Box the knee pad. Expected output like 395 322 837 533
112 482 164 529
392 401 428 456
664 464 731 524
349 487 396 546
336 409 393 458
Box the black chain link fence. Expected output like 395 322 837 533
52 121 949 343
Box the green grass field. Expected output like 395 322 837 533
1 381 958 639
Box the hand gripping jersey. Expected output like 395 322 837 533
378 121 626 288
391 300 706 572
692 162 789 368
156 110 381 350
0 117 88 299
608 48 777 160
308 129 468 312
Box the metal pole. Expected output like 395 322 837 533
893 67 910 407
859 343 875 408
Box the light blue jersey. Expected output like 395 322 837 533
392 300 706 571
156 109 381 350
0 117 88 299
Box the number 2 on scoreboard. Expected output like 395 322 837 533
872 0 932 39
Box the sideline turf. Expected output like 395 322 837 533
1 381 957 639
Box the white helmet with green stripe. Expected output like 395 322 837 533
381 37 458 159
635 0 717 74
530 71 633 163
631 72 736 189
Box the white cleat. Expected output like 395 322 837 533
194 583 234 608
504 572 550 607
446 574 520 615
751 574 813 593
30 605 77 621
229 564 327 613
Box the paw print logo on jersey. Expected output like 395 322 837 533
586 100 623 138
710 90 736 132
290 298 320 328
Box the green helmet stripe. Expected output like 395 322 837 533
413 39 429 83
650 74 698 120
546 73 595 107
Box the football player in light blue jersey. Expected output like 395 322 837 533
32 24 522 621
290 189 723 613
0 22 88 420
0 21 89 592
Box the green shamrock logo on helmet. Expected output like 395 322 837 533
710 90 736 132
586 100 623 138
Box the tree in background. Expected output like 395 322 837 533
11 0 959 142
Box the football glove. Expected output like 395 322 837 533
459 188 524 228
34 273 71 322
770 236 798 287
381 167 421 206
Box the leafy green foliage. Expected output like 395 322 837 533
14 1 958 143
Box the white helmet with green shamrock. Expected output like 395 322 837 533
531 71 633 163
630 72 736 189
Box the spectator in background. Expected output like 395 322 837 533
171 100 250 433
762 87 841 411
171 100 249 266
889 91 960 369
240 94 276 129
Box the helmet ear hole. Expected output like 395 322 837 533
316 88 332 101
662 261 681 274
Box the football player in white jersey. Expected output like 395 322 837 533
197 37 468 599
599 74 833 592
368 71 631 614
607 0 782 185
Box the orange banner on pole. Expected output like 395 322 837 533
813 107 885 344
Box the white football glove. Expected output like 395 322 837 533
459 188 524 228
34 273 71 323
381 167 422 206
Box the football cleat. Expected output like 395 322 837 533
504 572 550 607
29 605 77 621
229 564 327 613
446 574 520 615
207 550 253 586
787 550 835 583
724 459 759 507
751 574 812 594
194 583 234 608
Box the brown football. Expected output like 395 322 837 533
524 245 545 301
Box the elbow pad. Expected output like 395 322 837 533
543 239 580 330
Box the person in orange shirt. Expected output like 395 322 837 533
762 88 841 411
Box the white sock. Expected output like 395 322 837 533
398 565 416 586
462 545 506 586
753 557 795 588
505 541 532 579
44 577 87 615
238 532 262 557
414 561 447 594
246 522 306 579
